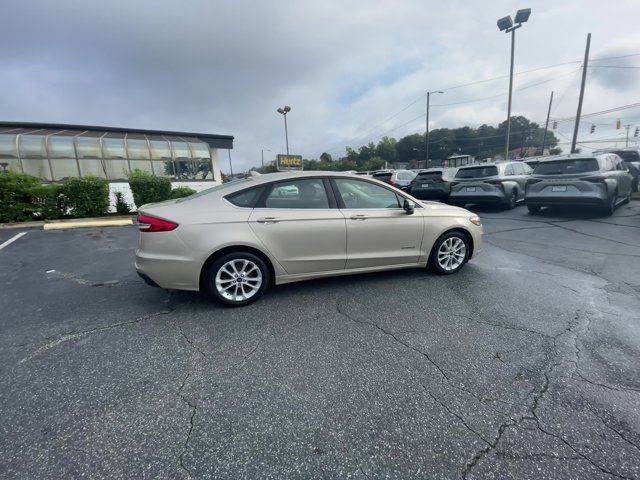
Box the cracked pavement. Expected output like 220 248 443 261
0 202 639 479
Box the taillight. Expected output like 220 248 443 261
484 180 504 191
526 178 542 185
581 175 606 184
137 214 178 232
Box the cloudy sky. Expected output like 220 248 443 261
2 0 640 171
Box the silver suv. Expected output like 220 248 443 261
449 161 532 209
525 153 633 215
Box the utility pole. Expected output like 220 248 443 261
227 149 233 176
261 149 264 168
571 33 591 153
425 92 430 166
541 91 554 154
505 26 517 160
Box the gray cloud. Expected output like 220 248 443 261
2 0 639 169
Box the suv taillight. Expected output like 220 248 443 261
484 180 504 190
137 214 178 232
580 175 606 184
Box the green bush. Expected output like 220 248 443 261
0 171 40 222
28 184 66 220
114 191 131 214
128 170 172 207
168 186 196 199
63 176 110 217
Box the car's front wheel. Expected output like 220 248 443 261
603 190 617 216
206 252 270 307
505 190 517 209
429 231 470 275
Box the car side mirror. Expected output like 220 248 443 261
403 198 415 215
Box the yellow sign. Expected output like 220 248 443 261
276 154 303 171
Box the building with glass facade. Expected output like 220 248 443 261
0 122 233 183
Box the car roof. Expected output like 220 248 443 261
228 170 392 187
535 153 609 163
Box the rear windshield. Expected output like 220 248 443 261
372 172 392 179
533 158 599 175
455 166 498 179
614 151 640 163
416 171 443 181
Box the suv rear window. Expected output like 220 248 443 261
455 166 498 179
416 171 443 181
372 172 392 178
534 158 599 175
614 151 640 163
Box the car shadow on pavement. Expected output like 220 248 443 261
466 203 613 220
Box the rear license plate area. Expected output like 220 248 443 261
552 185 567 192
466 187 476 192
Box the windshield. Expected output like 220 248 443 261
455 166 498 179
533 158 599 175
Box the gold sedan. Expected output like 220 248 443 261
135 171 483 306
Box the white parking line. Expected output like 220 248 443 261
0 232 28 251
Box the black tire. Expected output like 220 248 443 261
505 190 517 210
603 191 617 216
206 252 270 307
632 179 638 193
527 205 541 214
623 188 632 204
429 231 471 275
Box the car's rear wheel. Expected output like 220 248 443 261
603 190 617 216
429 231 470 275
623 189 632 204
527 205 541 214
206 252 270 307
506 190 517 210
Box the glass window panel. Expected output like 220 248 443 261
0 134 18 159
79 159 107 178
334 178 400 209
20 135 46 158
174 158 195 179
189 142 210 158
102 138 126 159
22 158 52 180
193 158 213 179
48 136 75 158
51 158 79 181
127 139 150 159
171 141 190 159
76 137 101 159
129 159 153 174
150 140 171 160
264 179 329 209
104 159 130 180
152 160 175 178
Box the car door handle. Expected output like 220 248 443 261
256 217 280 224
350 214 368 220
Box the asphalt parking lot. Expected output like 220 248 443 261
1 202 639 480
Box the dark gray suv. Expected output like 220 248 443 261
449 161 532 209
525 153 633 215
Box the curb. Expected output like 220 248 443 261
1 216 136 231
43 218 134 230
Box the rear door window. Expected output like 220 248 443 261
261 178 330 209
504 164 515 175
455 166 498 179
226 186 265 208
533 158 599 175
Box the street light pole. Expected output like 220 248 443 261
425 91 443 167
497 8 531 160
277 106 291 155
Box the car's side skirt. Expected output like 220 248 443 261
275 262 427 285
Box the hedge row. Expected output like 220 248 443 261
0 170 197 223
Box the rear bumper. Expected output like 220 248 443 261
525 182 609 207
135 250 201 291
449 191 505 204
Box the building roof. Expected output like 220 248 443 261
0 121 234 149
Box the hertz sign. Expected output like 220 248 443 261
276 154 303 171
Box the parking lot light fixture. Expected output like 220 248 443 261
277 106 292 155
497 8 531 160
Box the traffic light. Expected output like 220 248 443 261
635 127 639 138
552 121 557 130
616 119 621 129
590 124 596 134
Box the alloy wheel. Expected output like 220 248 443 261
437 237 466 272
215 259 263 302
